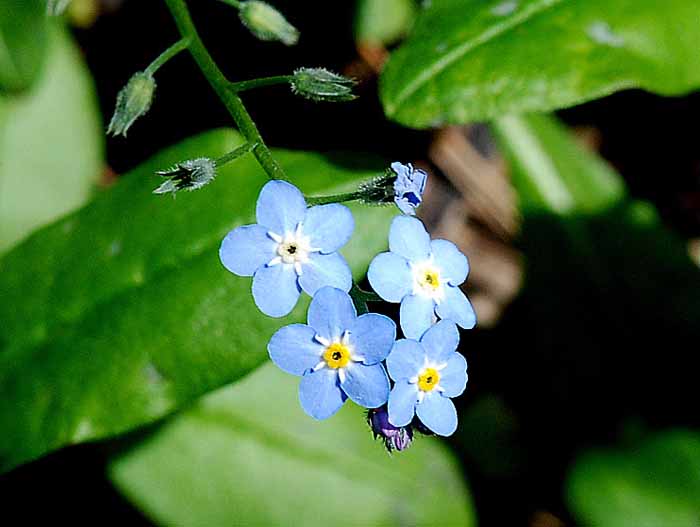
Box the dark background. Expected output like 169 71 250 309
2 1 700 525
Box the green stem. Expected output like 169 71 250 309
215 142 257 166
306 190 366 206
164 0 287 181
349 284 381 315
229 75 293 93
144 38 190 76
216 0 243 8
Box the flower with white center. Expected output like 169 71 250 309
268 287 395 420
386 320 468 436
391 162 427 215
368 215 476 339
219 180 354 317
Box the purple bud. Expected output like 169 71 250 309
367 407 413 453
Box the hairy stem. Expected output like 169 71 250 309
306 190 366 206
214 142 257 166
164 0 287 181
229 75 294 93
144 38 190 76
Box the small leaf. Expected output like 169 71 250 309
110 364 476 527
567 430 700 527
355 0 416 46
0 26 103 253
0 0 48 92
381 0 700 128
0 131 396 472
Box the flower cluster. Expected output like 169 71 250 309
220 166 474 451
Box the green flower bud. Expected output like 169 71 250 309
291 68 357 103
154 158 217 195
107 72 156 137
239 1 299 46
47 0 71 15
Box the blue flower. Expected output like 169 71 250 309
392 162 427 215
368 215 476 339
268 287 395 420
220 180 354 317
386 320 467 436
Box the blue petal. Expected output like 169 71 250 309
341 362 390 409
255 180 307 235
400 294 435 340
252 264 301 317
298 252 352 297
420 319 460 364
268 324 323 376
367 252 412 303
298 368 347 420
388 380 419 427
386 339 425 381
303 204 354 253
416 393 458 436
389 216 431 262
220 224 277 277
307 286 356 341
439 352 468 398
435 285 477 330
431 239 469 285
348 313 396 365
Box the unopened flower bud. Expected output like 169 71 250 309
367 407 413 453
108 72 156 137
291 68 357 103
47 0 71 15
239 1 299 46
154 158 217 194
357 161 427 215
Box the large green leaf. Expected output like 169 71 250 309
0 26 103 253
0 0 48 92
381 0 700 128
0 131 395 472
567 430 700 527
110 363 476 527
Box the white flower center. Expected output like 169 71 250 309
310 330 364 383
266 223 320 276
410 257 445 303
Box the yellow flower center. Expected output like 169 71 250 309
323 343 351 369
418 270 440 290
418 367 440 392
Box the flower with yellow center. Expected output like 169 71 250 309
409 361 447 403
410 258 445 303
312 330 365 383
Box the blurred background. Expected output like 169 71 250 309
1 0 699 525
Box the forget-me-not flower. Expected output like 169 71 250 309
392 162 427 215
386 320 467 436
368 215 476 339
220 180 354 317
268 287 395 420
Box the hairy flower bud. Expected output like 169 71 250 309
367 407 413 453
239 1 299 46
154 158 217 194
356 162 427 215
107 72 156 137
291 68 357 103
47 0 71 15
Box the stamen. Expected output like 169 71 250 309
314 334 331 347
313 361 326 372
267 256 282 266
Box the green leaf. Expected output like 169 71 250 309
0 26 103 253
0 0 48 92
0 132 396 472
110 363 476 527
381 0 700 128
355 0 416 46
567 430 700 527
